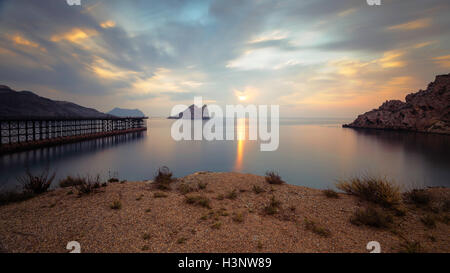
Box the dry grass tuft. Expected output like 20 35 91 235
404 189 432 208
323 189 339 199
110 200 122 210
153 192 168 198
19 167 55 195
265 171 285 185
264 195 281 215
252 185 265 194
350 206 393 228
59 176 84 188
185 195 211 209
336 176 401 208
154 166 175 190
304 218 331 237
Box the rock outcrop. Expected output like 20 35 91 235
107 107 145 117
344 74 450 134
168 104 210 120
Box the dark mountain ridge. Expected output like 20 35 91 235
0 85 112 119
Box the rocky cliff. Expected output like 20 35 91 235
344 74 450 134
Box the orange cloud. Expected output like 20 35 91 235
100 20 116 29
433 55 450 68
9 34 46 52
378 50 406 68
387 18 431 31
51 28 98 44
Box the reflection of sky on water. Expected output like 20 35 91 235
1 118 449 191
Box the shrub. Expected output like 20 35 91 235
108 178 119 183
323 189 339 199
154 166 174 190
59 176 84 188
421 215 436 228
18 167 55 194
232 212 244 223
226 189 238 200
211 222 222 229
252 185 265 194
304 218 331 237
153 192 168 198
336 176 401 208
350 206 393 228
110 200 122 210
185 195 211 209
404 189 431 207
142 233 151 240
198 182 207 190
399 241 421 253
178 183 195 195
265 171 285 185
75 175 101 196
264 196 281 215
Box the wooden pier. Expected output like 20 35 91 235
0 116 148 154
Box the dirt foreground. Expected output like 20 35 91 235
0 172 449 253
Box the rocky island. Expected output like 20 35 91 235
344 74 450 134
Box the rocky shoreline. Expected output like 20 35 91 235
0 172 448 253
344 74 450 135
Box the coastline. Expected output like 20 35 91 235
0 172 448 253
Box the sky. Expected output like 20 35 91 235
0 0 449 118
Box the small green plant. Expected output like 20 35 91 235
141 245 149 251
136 194 144 201
264 195 281 215
232 212 244 223
59 176 84 188
304 218 331 237
404 189 431 208
350 206 393 228
398 241 421 253
257 241 263 250
211 222 222 229
216 194 224 200
323 189 339 199
145 208 151 213
421 215 436 228
252 185 265 194
153 192 168 198
336 175 401 208
110 200 122 210
198 182 208 190
265 171 285 185
226 189 238 200
177 237 187 244
154 166 174 190
66 190 74 195
185 195 211 209
108 178 119 183
75 175 102 196
142 233 151 240
178 183 195 195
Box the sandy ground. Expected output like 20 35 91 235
0 172 448 253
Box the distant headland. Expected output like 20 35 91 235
344 73 450 135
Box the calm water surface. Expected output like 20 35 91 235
1 118 449 190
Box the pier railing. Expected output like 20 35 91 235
0 116 148 154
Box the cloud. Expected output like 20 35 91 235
387 18 432 31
